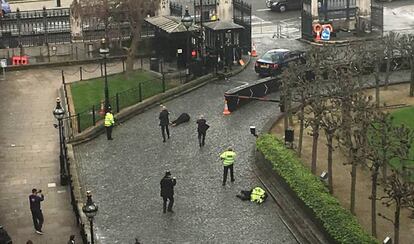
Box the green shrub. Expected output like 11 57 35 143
256 134 378 244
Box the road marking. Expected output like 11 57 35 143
256 8 271 12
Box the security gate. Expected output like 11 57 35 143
233 0 251 53
371 3 384 34
301 0 313 40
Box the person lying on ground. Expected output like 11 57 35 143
236 186 268 204
170 113 190 126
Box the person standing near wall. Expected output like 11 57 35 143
104 106 115 140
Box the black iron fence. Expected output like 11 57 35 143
233 0 252 54
0 7 71 48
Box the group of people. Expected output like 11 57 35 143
158 105 210 147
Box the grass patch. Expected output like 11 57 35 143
70 70 177 131
390 106 414 176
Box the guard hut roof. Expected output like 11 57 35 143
145 15 198 34
203 20 245 31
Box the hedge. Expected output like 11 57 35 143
256 134 378 244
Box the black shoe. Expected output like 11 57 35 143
167 209 174 213
167 135 170 139
199 143 202 147
222 182 226 186
163 210 166 213
163 139 166 143
108 138 113 140
231 179 235 183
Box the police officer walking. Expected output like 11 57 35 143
196 115 209 147
159 105 170 142
220 147 236 186
160 171 176 213
104 107 115 140
29 188 45 235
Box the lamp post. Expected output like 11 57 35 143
100 38 110 111
53 97 68 186
181 7 193 75
82 191 98 244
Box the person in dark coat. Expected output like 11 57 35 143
171 113 190 127
159 105 170 142
29 188 44 235
160 171 176 213
196 115 209 147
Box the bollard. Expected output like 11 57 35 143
140 57 143 69
77 113 81 133
116 93 120 113
162 74 166 93
92 105 96 126
100 62 103 77
61 70 65 84
138 83 142 102
79 67 83 80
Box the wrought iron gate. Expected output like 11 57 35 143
371 3 384 34
301 0 313 40
233 0 251 53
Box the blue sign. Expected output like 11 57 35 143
321 28 331 41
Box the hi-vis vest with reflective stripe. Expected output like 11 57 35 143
220 150 236 166
104 112 114 127
250 187 266 204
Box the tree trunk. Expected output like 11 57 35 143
126 25 142 72
394 203 401 244
382 131 388 182
371 165 379 237
327 134 334 194
350 155 357 215
311 123 319 174
298 106 304 157
385 54 391 89
375 63 381 108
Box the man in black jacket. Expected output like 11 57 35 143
160 171 176 213
29 188 44 235
159 105 170 142
196 115 209 147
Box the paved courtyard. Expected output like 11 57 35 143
74 62 299 243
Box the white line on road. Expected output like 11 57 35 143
256 8 271 12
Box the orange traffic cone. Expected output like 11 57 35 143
223 100 231 115
251 42 257 57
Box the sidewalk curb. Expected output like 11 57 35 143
68 55 251 145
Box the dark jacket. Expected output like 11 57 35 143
196 119 209 133
29 193 44 211
159 110 170 126
160 176 176 197
172 113 190 126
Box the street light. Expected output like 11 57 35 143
100 38 110 111
53 97 68 186
181 7 193 75
82 191 98 244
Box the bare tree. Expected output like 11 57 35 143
383 32 400 89
79 0 160 72
366 112 396 237
379 171 414 244
398 34 414 96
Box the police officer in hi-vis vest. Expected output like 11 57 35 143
220 147 236 186
104 106 115 140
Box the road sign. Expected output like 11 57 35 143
321 28 331 41
0 59 7 68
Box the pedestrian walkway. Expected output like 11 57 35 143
0 61 131 243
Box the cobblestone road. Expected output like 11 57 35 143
74 61 299 243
